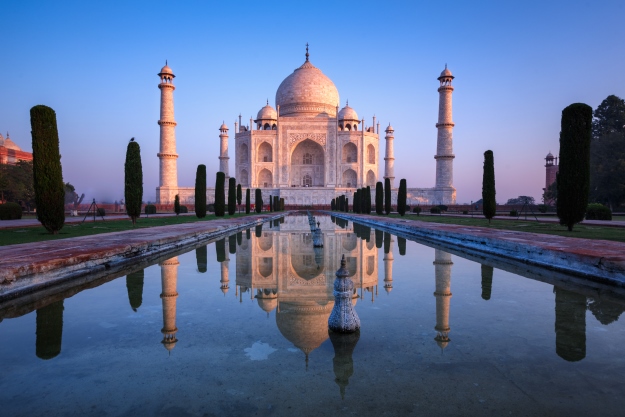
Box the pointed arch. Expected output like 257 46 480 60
342 142 358 163
258 142 273 163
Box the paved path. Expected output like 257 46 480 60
411 212 625 228
331 212 625 284
0 212 285 298
0 212 195 229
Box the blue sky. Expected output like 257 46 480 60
2 0 624 203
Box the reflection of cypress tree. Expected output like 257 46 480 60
236 231 243 246
246 228 251 240
196 246 207 273
375 229 383 249
397 237 406 256
255 224 263 238
36 300 64 360
126 269 145 309
588 297 625 325
331 216 336 224
363 225 371 242
555 286 586 362
480 265 493 300
353 223 361 238
329 330 360 399
229 234 237 254
215 238 226 263
383 232 391 254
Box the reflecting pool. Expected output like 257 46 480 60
1 214 625 416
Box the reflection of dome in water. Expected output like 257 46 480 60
276 301 334 355
256 289 278 315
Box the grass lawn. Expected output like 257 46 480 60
360 213 625 243
0 213 257 246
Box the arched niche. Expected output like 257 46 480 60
258 169 272 188
290 139 325 187
342 233 357 252
257 234 273 251
342 169 357 188
258 257 273 278
367 144 376 164
342 142 358 163
240 169 249 186
366 255 375 275
258 142 273 162
289 234 325 280
366 170 376 186
239 143 249 164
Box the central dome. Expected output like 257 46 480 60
275 56 339 118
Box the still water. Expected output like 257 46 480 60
1 214 624 416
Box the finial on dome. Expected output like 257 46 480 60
346 100 349 106
340 254 346 268
267 99 269 105
445 63 447 69
305 43 309 62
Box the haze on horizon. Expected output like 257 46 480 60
2 0 624 204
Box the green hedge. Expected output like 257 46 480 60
430 207 441 214
179 205 188 214
97 208 106 217
144 204 156 214
0 202 23 220
509 210 518 217
586 203 612 220
413 206 422 215
207 203 215 213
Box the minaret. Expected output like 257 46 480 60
219 122 230 179
384 124 395 188
160 256 179 352
383 236 394 293
156 62 178 204
433 249 453 350
434 65 456 204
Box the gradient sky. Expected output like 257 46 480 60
2 0 624 204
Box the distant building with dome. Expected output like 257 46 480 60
0 132 33 165
155 47 457 206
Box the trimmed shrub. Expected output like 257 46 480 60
462 210 468 215
195 164 207 218
509 210 518 217
430 207 441 214
586 203 612 220
228 177 236 215
179 205 188 214
97 207 106 217
482 150 496 223
413 206 422 215
215 172 225 216
557 103 593 231
207 204 215 213
437 204 448 212
0 202 23 220
174 194 181 215
144 204 156 214
30 105 65 233
398 179 407 216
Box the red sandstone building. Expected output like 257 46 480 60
543 152 559 204
0 132 33 165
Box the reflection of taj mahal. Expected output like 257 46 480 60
155 46 457 206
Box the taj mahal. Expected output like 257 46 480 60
155 46 456 206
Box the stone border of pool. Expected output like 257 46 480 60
327 212 625 285
0 213 287 301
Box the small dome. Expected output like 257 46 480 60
338 104 358 121
3 137 22 151
385 124 394 133
256 103 277 120
219 122 228 131
546 152 554 159
438 65 454 80
160 63 174 75
257 297 278 314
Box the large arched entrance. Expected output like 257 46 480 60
290 139 325 187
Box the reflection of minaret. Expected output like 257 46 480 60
36 300 64 360
126 269 145 311
220 251 230 296
554 286 586 362
329 330 360 399
160 257 179 352
383 235 394 293
433 250 453 350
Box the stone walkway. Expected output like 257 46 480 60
0 212 195 229
330 212 625 285
412 212 625 228
0 212 284 299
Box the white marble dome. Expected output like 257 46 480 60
256 103 277 120
338 104 358 121
275 59 339 118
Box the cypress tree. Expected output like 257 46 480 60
353 191 358 213
123 139 143 225
30 105 65 234
245 188 251 214
557 103 592 231
384 178 391 214
269 194 273 212
331 199 336 211
228 177 236 215
366 186 372 214
345 198 349 212
481 264 493 300
255 189 263 213
174 194 181 215
126 269 145 310
194 164 207 218
398 179 407 216
482 150 496 224
274 196 279 212
280 198 284 211
397 236 406 256
215 172 225 216
375 182 383 214
196 246 207 273
237 184 242 210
